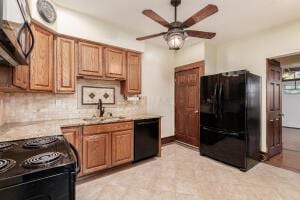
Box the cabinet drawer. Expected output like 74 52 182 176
83 121 133 135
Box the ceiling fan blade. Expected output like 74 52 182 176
142 10 171 28
186 30 216 39
136 32 167 41
182 4 218 28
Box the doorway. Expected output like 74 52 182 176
266 55 300 173
174 61 204 147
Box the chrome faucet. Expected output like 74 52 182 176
98 99 105 117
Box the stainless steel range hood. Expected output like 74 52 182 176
0 0 34 67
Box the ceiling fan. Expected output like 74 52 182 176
136 0 218 50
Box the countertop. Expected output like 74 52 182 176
0 114 161 142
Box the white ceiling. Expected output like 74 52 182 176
52 0 300 46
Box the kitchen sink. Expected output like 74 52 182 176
82 116 126 122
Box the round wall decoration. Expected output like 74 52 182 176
37 0 57 24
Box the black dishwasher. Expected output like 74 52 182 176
134 118 159 162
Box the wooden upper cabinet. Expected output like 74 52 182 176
122 52 141 95
13 65 29 89
104 48 126 79
30 24 54 91
82 133 111 175
55 36 76 93
111 130 133 167
78 41 103 77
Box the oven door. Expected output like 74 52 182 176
0 172 76 200
0 0 34 66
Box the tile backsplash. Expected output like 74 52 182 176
3 79 146 123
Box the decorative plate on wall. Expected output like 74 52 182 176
37 0 57 24
82 86 115 105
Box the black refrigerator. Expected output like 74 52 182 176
200 70 261 171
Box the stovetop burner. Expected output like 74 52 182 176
23 137 58 149
0 142 17 151
0 159 16 173
22 152 63 169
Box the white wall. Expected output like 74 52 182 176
175 42 205 67
142 44 176 137
204 43 217 75
215 19 300 152
174 41 217 75
29 0 144 52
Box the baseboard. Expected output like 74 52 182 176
260 151 269 161
161 136 175 145
283 126 300 129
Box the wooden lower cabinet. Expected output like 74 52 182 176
82 133 111 175
111 130 133 167
61 127 83 176
80 121 134 176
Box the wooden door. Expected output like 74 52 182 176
111 130 133 167
55 36 76 93
267 59 283 158
122 52 141 95
61 127 82 176
105 48 126 79
175 62 204 147
82 133 111 175
30 24 54 91
78 42 103 77
13 65 29 89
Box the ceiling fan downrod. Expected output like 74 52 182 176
171 0 181 22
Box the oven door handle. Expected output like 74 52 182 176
69 143 81 175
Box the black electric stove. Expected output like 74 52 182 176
0 136 80 200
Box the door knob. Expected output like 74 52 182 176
278 113 285 117
194 110 199 114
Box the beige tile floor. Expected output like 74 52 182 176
76 143 300 200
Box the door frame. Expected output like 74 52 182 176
266 58 283 159
174 61 205 147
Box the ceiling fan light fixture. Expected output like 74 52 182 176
164 32 186 50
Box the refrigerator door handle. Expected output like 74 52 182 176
202 126 224 134
218 83 223 117
213 83 218 118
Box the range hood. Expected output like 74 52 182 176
0 0 34 67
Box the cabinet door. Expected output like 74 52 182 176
105 48 126 79
61 127 81 153
122 52 141 95
30 25 54 91
55 37 75 93
82 133 111 175
111 130 133 167
13 65 29 89
78 42 103 77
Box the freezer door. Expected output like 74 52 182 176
200 74 221 128
200 126 246 169
218 71 246 132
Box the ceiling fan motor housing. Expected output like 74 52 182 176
171 0 181 7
